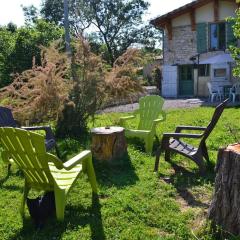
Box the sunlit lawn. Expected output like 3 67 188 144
0 106 239 240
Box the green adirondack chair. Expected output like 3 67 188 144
119 95 166 153
0 127 97 221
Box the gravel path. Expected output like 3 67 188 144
101 98 208 113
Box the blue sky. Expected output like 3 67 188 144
0 0 193 26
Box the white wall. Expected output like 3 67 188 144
169 1 237 27
196 2 214 23
219 1 237 19
162 65 178 97
172 13 191 27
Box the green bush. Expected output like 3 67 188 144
0 20 64 87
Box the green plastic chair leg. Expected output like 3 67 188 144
20 182 30 217
144 136 154 153
55 188 66 221
83 155 98 193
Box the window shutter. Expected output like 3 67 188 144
197 23 207 53
227 22 236 47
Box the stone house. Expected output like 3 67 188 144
151 0 238 98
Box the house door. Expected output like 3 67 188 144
178 65 194 96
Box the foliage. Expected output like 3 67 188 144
56 37 105 138
5 22 17 33
0 20 64 87
0 34 145 135
0 27 17 86
22 5 39 25
40 0 162 66
86 0 149 66
56 40 144 138
0 41 71 124
0 106 238 239
229 9 240 77
40 0 92 34
105 48 144 102
152 66 162 90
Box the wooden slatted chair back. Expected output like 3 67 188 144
201 99 228 143
0 127 55 190
138 95 164 130
0 107 17 127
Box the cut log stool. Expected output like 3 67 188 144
91 126 127 162
208 144 240 236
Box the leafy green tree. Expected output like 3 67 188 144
6 22 17 33
0 20 64 87
40 0 160 66
0 27 17 86
229 9 240 77
22 5 39 25
40 0 92 34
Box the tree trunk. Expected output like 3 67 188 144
91 126 127 162
64 0 71 55
208 144 240 236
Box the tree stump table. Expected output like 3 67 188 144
208 143 240 236
91 126 127 162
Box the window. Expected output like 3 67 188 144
214 68 226 78
209 23 226 50
198 64 210 77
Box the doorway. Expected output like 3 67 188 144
178 65 194 97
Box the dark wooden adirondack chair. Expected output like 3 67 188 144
0 106 59 171
154 99 228 173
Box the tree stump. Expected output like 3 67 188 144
208 143 240 236
91 126 127 162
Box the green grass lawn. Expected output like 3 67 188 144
0 106 239 240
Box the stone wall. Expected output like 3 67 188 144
162 24 236 97
163 25 227 65
164 25 197 65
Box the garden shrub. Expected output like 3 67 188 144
0 41 71 124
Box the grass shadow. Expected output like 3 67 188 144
160 158 215 209
93 152 139 188
125 136 161 156
127 137 145 152
0 169 23 192
0 170 10 186
8 194 105 240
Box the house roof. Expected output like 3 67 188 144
150 0 236 28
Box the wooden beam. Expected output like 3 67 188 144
165 19 172 40
190 9 196 31
214 0 219 22
152 0 236 29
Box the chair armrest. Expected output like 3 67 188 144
119 115 136 121
119 115 136 126
46 153 63 169
154 119 163 123
175 126 207 133
163 132 203 139
63 150 92 170
21 125 55 140
119 109 138 122
153 117 165 127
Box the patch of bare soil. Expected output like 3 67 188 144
176 185 212 233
